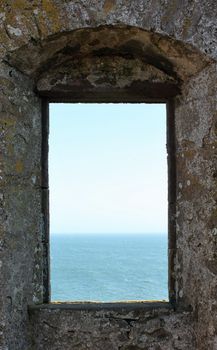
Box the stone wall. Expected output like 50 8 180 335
30 303 195 350
0 1 217 349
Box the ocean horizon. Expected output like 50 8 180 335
51 233 168 302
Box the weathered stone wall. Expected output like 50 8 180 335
175 61 217 349
0 61 43 349
29 303 195 350
0 1 216 350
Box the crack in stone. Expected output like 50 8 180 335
32 13 43 48
43 321 58 330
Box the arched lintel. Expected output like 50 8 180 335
5 25 212 101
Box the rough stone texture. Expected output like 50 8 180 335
29 304 195 350
0 61 43 350
0 1 217 350
175 61 217 349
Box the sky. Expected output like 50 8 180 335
49 103 167 235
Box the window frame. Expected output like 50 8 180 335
41 97 176 307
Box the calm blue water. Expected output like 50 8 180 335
51 234 168 301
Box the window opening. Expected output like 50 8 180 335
49 103 168 302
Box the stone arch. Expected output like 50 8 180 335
6 25 211 87
6 25 212 310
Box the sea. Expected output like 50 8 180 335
50 233 168 302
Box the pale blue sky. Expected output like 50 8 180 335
49 103 167 234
